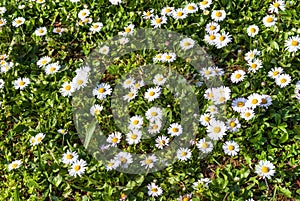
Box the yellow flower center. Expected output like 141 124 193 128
228 145 234 151
230 122 236 128
219 96 226 102
41 60 48 65
273 71 279 76
165 55 171 60
210 25 216 30
133 120 139 125
273 2 280 8
111 137 118 143
280 78 287 83
183 198 190 201
261 166 269 173
251 63 257 69
172 127 179 132
209 35 215 40
251 99 258 104
66 154 73 159
151 188 158 192
165 8 171 13
213 127 221 133
121 157 127 164
244 112 251 117
204 116 210 122
177 12 183 17
149 91 155 96
39 29 44 34
184 42 191 46
74 165 81 171
128 92 134 97
145 159 153 165
151 112 157 116
188 5 195 10
201 0 208 5
215 11 222 17
50 67 56 72
266 16 273 23
77 80 83 85
201 142 208 148
155 18 162 24
159 140 165 145
219 36 225 41
19 81 25 86
235 74 241 79
250 27 256 33
16 19 22 24
291 40 298 46
12 163 18 168
152 124 159 129
65 85 71 91
37 137 42 142
125 27 131 33
94 24 99 29
181 152 187 156
98 87 105 93
130 134 137 140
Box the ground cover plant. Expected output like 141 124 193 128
0 0 300 200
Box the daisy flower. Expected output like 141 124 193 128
8 160 22 171
146 107 163 122
148 121 162 134
255 160 275 179
12 17 25 27
230 70 246 83
204 33 217 45
161 6 174 16
90 104 103 116
72 73 89 90
0 7 7 15
199 113 213 126
126 129 142 145
140 154 157 169
260 95 273 109
109 0 122 5
285 35 300 52
153 53 163 63
206 105 218 115
232 97 247 112
68 159 87 177
207 119 227 141
45 62 60 75
268 67 283 79
37 56 51 67
34 27 47 36
246 93 262 109
119 37 129 45
262 15 277 27
78 9 90 19
123 77 135 89
204 88 215 100
99 45 110 55
144 86 161 102
14 77 30 90
199 0 212 10
36 0 45 3
244 49 260 61
172 8 188 20
193 178 211 189
153 74 167 86
53 27 65 35
115 152 133 169
57 129 67 135
35 133 45 145
223 141 240 156
196 138 214 153
162 52 176 63
213 86 231 105
184 3 198 14
60 82 75 97
121 24 135 36
240 109 255 121
180 37 195 50
129 115 144 129
205 22 220 34
155 135 170 149
143 9 154 19
147 183 163 197
105 159 120 170
90 22 103 33
215 32 232 49
168 123 183 137
275 74 291 88
248 59 263 73
0 79 4 89
177 148 192 161
179 194 192 201
268 0 285 13
107 132 122 147
123 89 138 102
0 54 7 60
211 66 224 76
247 25 259 37
150 15 167 28
201 67 214 78
226 118 241 132
0 18 6 27
62 150 79 165
92 83 112 100
211 10 226 22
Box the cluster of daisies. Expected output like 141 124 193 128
76 8 104 33
61 150 88 177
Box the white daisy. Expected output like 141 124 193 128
146 107 163 122
155 135 170 149
0 7 7 15
207 119 227 141
168 123 183 137
14 77 30 90
99 45 110 55
259 95 273 109
0 18 6 27
230 70 246 83
206 105 218 115
122 77 135 89
176 148 192 161
285 35 300 52
211 10 226 22
268 67 283 79
122 24 135 36
213 86 231 105
262 15 277 27
129 115 144 129
109 0 122 5
184 3 198 14
92 83 112 100
179 37 195 50
248 59 263 73
255 160 275 179
45 62 60 75
37 56 51 67
107 132 122 147
211 66 224 76
247 25 259 37
150 15 167 28
240 109 255 121
57 129 67 135
153 53 163 63
204 33 217 45
72 73 89 90
232 97 248 112
34 27 47 36
143 9 154 19
199 0 212 10
126 129 142 145
172 8 188 20
123 89 138 102
244 49 260 62
140 154 157 169
90 22 103 33
78 9 90 19
0 79 4 89
268 0 285 13
12 17 25 27
201 67 214 79
144 86 161 102
205 21 220 34
161 6 174 16
226 118 241 132
53 27 65 35
105 159 120 170
199 113 213 126
36 0 45 3
193 178 211 189
62 150 79 165
196 138 214 153
8 160 22 171
162 52 176 63
223 141 240 156
153 74 167 86
147 183 163 197
246 93 262 109
148 121 162 134
68 159 87 177
119 37 129 45
35 133 45 145
275 74 291 88
215 32 232 49
115 152 133 169
90 104 103 116
60 82 75 97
